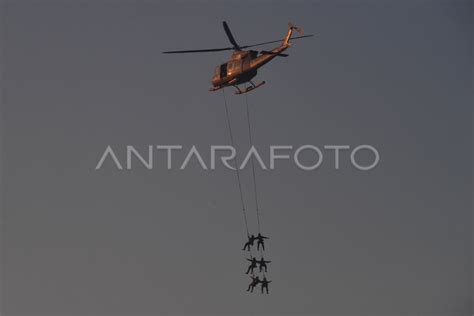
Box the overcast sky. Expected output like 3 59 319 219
1 1 472 315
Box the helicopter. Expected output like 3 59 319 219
163 21 313 94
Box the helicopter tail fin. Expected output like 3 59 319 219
283 22 304 46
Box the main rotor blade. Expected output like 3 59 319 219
162 47 234 54
222 21 240 50
162 34 315 54
241 34 315 49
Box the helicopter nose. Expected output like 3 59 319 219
211 76 219 87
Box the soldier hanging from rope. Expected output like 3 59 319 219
245 256 258 274
256 233 269 251
247 275 260 293
242 234 256 251
257 257 271 273
260 276 272 294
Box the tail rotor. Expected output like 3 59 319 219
283 22 306 46
288 22 304 35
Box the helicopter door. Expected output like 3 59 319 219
220 63 228 79
242 55 251 72
232 60 242 74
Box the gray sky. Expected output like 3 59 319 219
1 0 472 315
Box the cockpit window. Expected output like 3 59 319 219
219 63 227 78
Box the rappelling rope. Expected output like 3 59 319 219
222 89 250 237
244 92 262 235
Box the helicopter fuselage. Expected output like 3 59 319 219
211 43 289 89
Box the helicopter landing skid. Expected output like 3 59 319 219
234 81 266 95
209 86 224 92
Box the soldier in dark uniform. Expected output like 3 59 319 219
257 257 271 273
242 234 256 251
260 276 272 294
247 275 260 293
245 256 258 274
256 233 269 251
